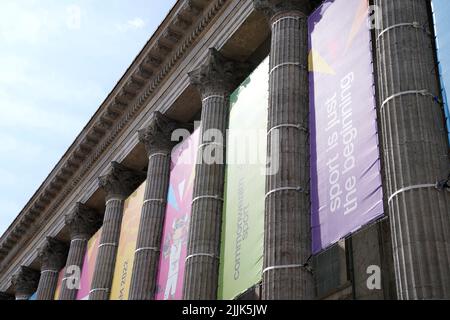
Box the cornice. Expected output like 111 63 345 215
0 0 229 272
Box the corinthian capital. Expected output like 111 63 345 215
65 203 102 239
37 237 69 271
98 161 146 200
253 0 313 19
11 266 40 296
138 111 193 156
188 48 251 97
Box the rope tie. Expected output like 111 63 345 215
381 89 441 112
377 21 431 42
192 195 224 204
265 187 306 198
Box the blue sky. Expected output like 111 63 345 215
0 1 176 235
434 0 450 143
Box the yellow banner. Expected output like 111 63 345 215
53 268 65 300
110 181 146 300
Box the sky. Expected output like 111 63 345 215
0 0 176 236
433 0 450 143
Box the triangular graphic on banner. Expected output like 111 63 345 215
167 185 179 211
345 0 369 52
308 49 336 75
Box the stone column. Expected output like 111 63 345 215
129 112 192 300
36 237 69 300
11 266 40 300
375 0 450 299
59 203 102 300
183 48 249 300
253 0 314 300
89 162 145 300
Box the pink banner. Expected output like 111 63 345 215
76 228 102 300
155 129 199 300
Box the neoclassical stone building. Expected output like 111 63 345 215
0 0 449 301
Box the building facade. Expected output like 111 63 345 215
0 0 449 301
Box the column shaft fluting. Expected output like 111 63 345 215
183 48 249 300
89 198 125 300
254 0 314 300
130 112 191 300
36 271 59 300
375 0 450 299
89 162 145 300
59 239 88 300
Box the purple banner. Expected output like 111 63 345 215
309 0 384 254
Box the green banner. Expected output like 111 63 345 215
218 57 269 300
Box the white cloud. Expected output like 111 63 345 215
116 17 146 32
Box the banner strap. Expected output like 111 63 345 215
185 253 219 262
192 195 224 204
269 62 306 75
262 264 309 275
143 199 166 205
267 124 308 135
98 242 118 249
377 22 431 41
41 270 59 275
380 89 440 112
202 95 226 103
149 152 170 160
265 187 306 198
388 183 437 203
135 247 160 254
89 288 109 294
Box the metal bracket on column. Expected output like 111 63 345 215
265 187 306 198
185 253 220 262
143 199 166 205
191 195 224 204
377 22 432 42
267 124 308 136
135 247 160 254
98 243 118 249
388 183 437 203
380 89 441 112
269 62 307 75
437 173 450 191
